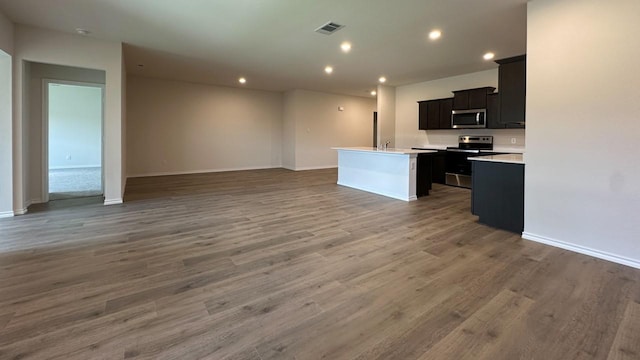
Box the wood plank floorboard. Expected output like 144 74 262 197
0 168 639 359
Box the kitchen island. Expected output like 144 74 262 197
332 147 437 201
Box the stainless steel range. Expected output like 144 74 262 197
445 135 494 188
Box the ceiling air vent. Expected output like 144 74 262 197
315 21 345 35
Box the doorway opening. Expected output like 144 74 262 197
43 80 104 201
373 111 378 147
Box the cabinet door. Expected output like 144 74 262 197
486 93 503 129
418 100 441 129
468 88 489 109
498 56 526 127
453 91 469 110
426 100 441 129
439 98 453 129
416 154 432 197
418 102 429 130
432 151 446 184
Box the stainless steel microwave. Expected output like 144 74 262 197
451 109 487 129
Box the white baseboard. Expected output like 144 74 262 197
104 198 123 206
49 165 101 170
0 211 14 218
17 199 35 215
31 198 44 205
293 165 338 171
127 165 279 179
128 165 334 178
13 199 32 215
522 232 640 270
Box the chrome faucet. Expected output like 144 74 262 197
384 140 391 150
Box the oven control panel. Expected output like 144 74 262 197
458 135 493 144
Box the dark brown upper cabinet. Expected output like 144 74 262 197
439 98 453 129
452 87 496 110
418 98 454 130
486 92 501 129
495 55 526 128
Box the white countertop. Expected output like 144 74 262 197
492 146 525 154
412 144 449 150
332 147 437 155
469 153 524 164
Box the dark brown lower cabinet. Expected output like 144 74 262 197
416 154 433 197
431 151 446 184
471 161 524 233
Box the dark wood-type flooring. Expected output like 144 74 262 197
0 168 639 359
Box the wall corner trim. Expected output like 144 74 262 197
522 232 640 270
104 198 123 206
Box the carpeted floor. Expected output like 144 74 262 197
49 167 102 200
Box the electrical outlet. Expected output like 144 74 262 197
510 138 517 145
66 154 71 160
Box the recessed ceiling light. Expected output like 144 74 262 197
238 77 247 84
324 66 333 74
483 52 495 60
371 90 377 96
340 42 352 52
378 76 387 84
429 30 441 40
75 28 91 35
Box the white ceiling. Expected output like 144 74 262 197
0 0 527 97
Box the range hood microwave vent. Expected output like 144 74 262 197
315 22 345 35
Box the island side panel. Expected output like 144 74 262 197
336 150 416 201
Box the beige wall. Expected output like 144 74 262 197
0 10 12 54
126 76 283 177
14 25 124 208
126 82 375 175
524 0 640 267
26 62 105 204
288 89 376 170
0 10 13 216
395 69 526 148
282 91 297 169
377 85 396 148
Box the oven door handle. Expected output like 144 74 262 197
446 149 480 153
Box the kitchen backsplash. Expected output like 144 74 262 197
415 128 525 148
